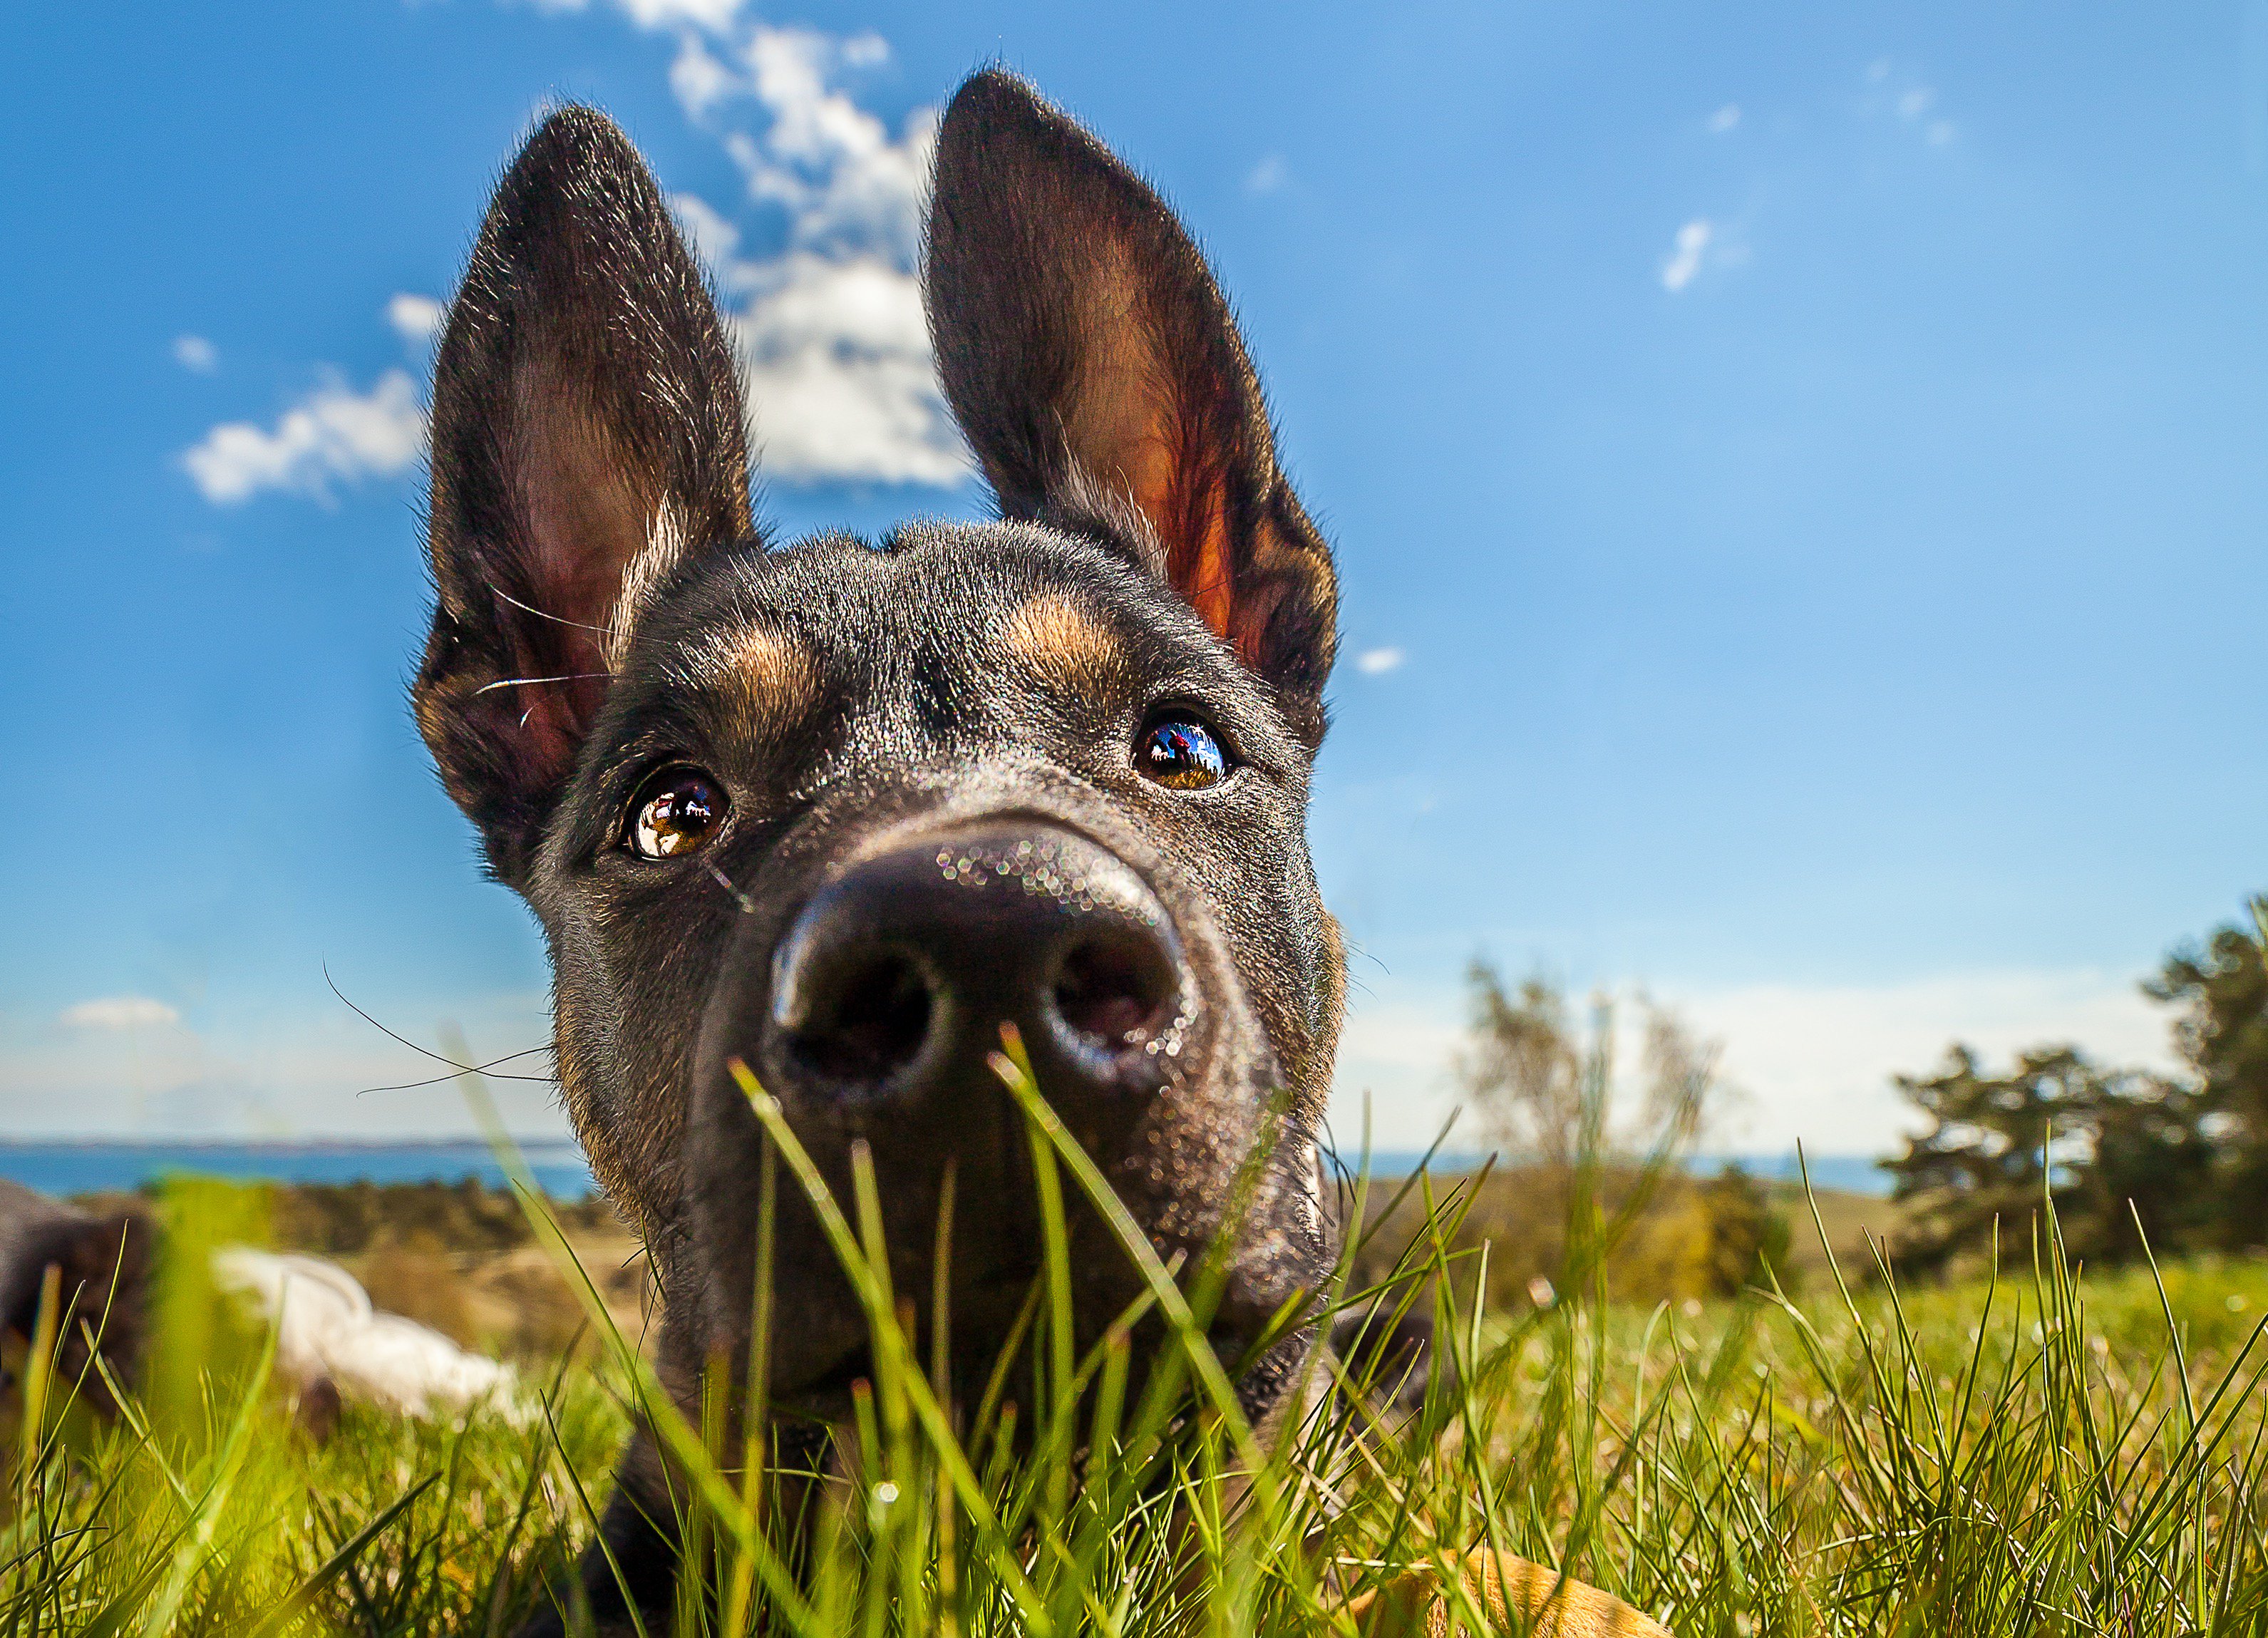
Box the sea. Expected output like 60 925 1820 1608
0 1139 599 1200
0 1140 1892 1201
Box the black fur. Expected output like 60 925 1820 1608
0 1179 151 1418
416 73 1349 1633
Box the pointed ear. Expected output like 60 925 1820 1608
924 71 1338 742
416 105 753 883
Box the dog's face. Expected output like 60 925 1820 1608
415 73 1344 1417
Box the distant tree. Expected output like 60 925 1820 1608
2147 897 2268 1250
2071 1072 2217 1261
1885 1045 2086 1277
1460 968 1589 1174
1885 1045 2214 1276
1458 962 1722 1173
1443 963 1775 1302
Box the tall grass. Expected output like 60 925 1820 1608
6 1045 2268 1634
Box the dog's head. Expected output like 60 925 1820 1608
415 72 1344 1416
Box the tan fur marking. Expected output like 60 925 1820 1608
707 624 818 741
1001 592 1127 697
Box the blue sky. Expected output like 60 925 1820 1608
3 1 2263 1153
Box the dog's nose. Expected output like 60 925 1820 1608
767 823 1189 1108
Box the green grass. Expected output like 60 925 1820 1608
8 1058 2268 1634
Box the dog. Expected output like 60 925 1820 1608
413 71 1667 1637
0 1179 148 1418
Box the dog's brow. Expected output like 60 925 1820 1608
999 592 1128 694
684 622 819 740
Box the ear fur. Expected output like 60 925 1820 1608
416 105 753 883
925 71 1337 743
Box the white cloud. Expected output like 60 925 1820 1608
670 31 738 115
659 21 968 486
1328 966 2180 1157
528 0 751 31
386 292 446 345
1356 646 1406 676
617 0 748 29
61 996 181 1031
1684 970 2175 1155
729 254 967 484
1246 155 1288 195
1660 218 1713 293
1326 996 1468 1157
1897 88 1934 120
172 334 217 373
1706 104 1741 134
722 27 934 262
183 369 426 504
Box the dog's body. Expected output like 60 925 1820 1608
416 72 1346 1631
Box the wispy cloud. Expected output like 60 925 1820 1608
184 364 424 505
60 996 180 1031
172 334 217 373
1660 218 1713 293
1706 104 1741 135
386 293 445 345
1245 154 1288 195
657 21 968 486
1866 58 1957 147
1356 646 1406 676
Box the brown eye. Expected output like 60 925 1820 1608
625 766 726 860
1135 716 1228 790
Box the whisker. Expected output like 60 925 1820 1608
357 1046 560 1097
488 582 619 637
475 673 614 695
702 857 758 915
324 964 559 1089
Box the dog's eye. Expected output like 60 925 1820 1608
1135 716 1228 790
625 766 727 860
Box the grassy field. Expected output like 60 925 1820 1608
6 1095 2268 1634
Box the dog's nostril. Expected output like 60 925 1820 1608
793 953 934 1084
1051 934 1175 1051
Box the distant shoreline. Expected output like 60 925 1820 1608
0 1139 1892 1200
0 1137 582 1151
0 1138 597 1200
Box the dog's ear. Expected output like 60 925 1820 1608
416 105 753 883
926 71 1338 743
